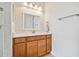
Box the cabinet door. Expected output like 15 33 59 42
27 41 38 57
47 38 51 53
38 39 46 56
13 43 26 57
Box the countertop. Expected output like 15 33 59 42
13 32 52 38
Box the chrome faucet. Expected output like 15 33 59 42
46 21 50 32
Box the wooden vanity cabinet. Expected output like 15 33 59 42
46 35 52 53
38 39 46 56
27 41 38 57
13 38 26 57
13 34 52 57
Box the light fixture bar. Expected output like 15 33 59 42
23 2 42 11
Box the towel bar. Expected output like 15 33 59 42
59 14 79 20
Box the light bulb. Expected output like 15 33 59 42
24 2 28 6
34 5 38 9
38 7 42 11
29 3 33 8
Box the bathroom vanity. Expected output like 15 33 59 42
12 3 52 57
13 34 52 57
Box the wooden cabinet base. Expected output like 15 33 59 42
13 34 52 57
27 41 38 57
13 43 26 57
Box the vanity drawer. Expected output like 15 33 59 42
47 35 51 38
27 35 46 42
36 35 46 40
27 41 37 47
14 38 26 44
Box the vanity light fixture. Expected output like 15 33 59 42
23 2 42 11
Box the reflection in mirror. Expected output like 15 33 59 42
23 14 33 29
23 13 41 32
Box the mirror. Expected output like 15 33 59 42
23 13 41 31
